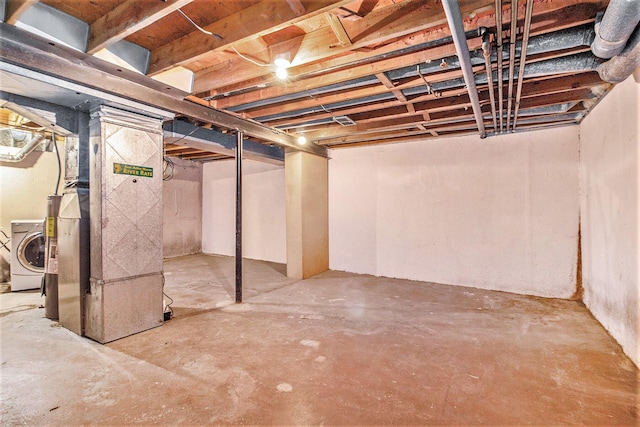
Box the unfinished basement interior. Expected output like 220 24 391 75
0 0 638 424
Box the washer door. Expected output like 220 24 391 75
17 232 45 273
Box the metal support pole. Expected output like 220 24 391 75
235 130 243 303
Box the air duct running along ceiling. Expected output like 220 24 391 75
591 0 640 83
0 134 46 162
591 0 640 59
0 102 71 163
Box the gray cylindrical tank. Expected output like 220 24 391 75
44 194 62 320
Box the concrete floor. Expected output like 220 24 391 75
1 254 637 425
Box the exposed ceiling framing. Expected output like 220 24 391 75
1 0 635 160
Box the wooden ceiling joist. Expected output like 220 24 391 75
148 0 353 75
196 0 603 97
88 0 194 54
4 0 38 25
1 0 613 150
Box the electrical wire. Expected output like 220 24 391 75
177 9 223 39
417 65 441 98
176 9 273 69
231 46 270 67
168 124 200 145
52 132 62 195
309 94 333 114
162 272 174 319
163 156 175 181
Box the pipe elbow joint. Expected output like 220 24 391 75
591 36 627 59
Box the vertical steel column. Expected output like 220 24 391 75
235 130 243 303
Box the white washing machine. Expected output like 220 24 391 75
11 220 45 291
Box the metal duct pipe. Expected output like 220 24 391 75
0 134 45 162
598 26 640 83
512 0 535 130
591 0 640 59
404 52 601 93
276 52 602 129
481 28 498 131
495 0 504 132
506 0 519 131
442 0 486 137
253 24 597 121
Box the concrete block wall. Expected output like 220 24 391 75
579 76 639 367
202 159 286 263
329 127 580 298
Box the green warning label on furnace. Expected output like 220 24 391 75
113 163 153 178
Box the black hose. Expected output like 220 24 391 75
53 132 62 195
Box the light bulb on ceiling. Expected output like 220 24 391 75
274 57 291 68
297 136 307 145
275 67 288 80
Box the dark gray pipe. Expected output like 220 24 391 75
44 194 62 320
253 25 596 121
235 131 243 304
267 52 601 128
431 0 485 136
591 0 640 59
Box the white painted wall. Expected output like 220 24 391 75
0 142 63 282
202 159 286 263
579 76 639 367
329 127 580 298
163 157 202 258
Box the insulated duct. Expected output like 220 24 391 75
0 134 45 162
591 0 640 59
597 26 640 83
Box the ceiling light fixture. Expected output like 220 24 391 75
274 53 291 80
275 67 288 80
274 57 291 68
297 136 307 145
